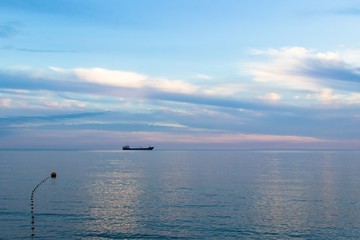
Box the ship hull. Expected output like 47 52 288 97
123 146 154 150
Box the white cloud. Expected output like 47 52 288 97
202 84 245 96
131 131 326 144
43 100 87 109
0 98 11 108
258 92 282 102
193 73 213 80
248 47 321 91
3 88 29 94
150 122 187 128
248 47 360 88
247 46 360 105
74 67 147 88
346 93 360 104
317 88 341 104
69 67 198 94
48 67 256 97
151 77 198 94
301 88 360 106
340 48 360 66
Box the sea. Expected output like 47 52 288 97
1 150 360 239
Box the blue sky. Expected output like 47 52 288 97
0 0 360 149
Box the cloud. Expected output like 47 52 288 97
2 67 264 111
0 112 107 125
73 67 199 94
0 98 11 107
316 88 341 104
1 65 359 149
0 68 109 95
59 67 298 111
346 93 360 104
249 47 360 90
146 90 290 112
259 92 282 102
193 73 213 80
248 47 322 91
73 68 147 88
2 58 359 116
202 84 246 96
298 59 360 85
302 88 360 106
248 47 360 106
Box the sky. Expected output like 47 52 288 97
0 0 360 149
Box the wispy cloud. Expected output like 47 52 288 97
15 48 77 53
134 131 326 144
0 67 271 111
71 67 200 94
193 73 213 80
250 47 360 87
0 112 107 126
248 47 321 91
0 98 11 107
248 47 360 105
258 92 282 102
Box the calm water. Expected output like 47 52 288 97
1 150 360 239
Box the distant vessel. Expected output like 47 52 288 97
122 145 154 150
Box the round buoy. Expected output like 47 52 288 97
50 172 57 178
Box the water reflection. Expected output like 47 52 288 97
252 152 310 237
84 159 142 236
57 150 360 239
251 151 360 238
319 153 337 224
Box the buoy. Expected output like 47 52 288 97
50 172 57 178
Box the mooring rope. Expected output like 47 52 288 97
31 172 57 238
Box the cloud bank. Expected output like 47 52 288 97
1 46 360 149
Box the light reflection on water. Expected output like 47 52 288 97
86 169 142 235
1 150 360 239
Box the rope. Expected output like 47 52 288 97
31 172 56 238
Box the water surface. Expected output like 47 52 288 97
1 150 360 239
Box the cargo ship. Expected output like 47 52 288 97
122 145 154 150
